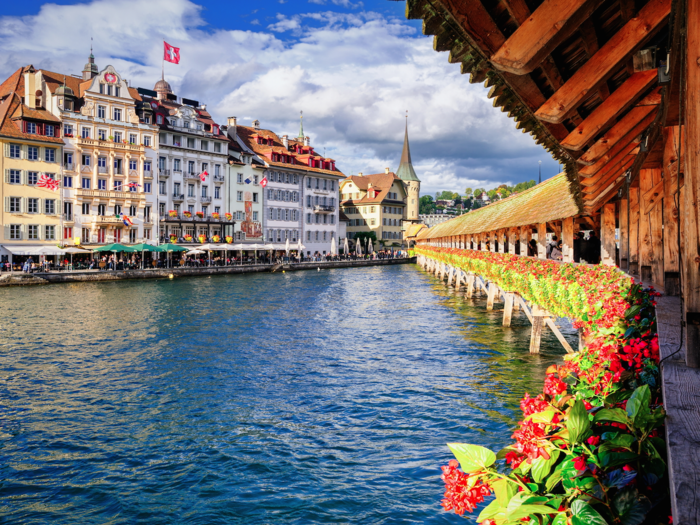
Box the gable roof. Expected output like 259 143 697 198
0 92 64 144
416 173 580 239
341 172 406 204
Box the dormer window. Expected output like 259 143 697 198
114 87 120 97
184 120 190 129
26 122 36 134
157 115 163 125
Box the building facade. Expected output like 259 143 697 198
235 119 345 255
0 66 64 262
39 57 160 246
136 78 231 243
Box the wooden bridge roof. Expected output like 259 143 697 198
414 172 579 239
407 0 675 216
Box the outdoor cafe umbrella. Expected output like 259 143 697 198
130 243 158 269
230 243 246 264
344 237 349 258
199 243 220 266
61 246 91 269
356 238 362 257
154 243 188 268
297 239 304 261
330 236 337 256
368 239 374 255
92 243 133 253
248 243 264 264
285 238 290 255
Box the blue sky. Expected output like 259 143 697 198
0 0 563 195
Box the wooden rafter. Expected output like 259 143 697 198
534 0 671 124
580 135 643 177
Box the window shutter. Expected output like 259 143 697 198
4 197 9 212
3 143 9 157
3 225 9 241
4 169 9 183
39 198 44 215
19 224 24 240
22 170 28 185
21 144 27 159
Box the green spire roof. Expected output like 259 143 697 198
396 120 420 182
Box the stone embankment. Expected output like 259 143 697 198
0 258 415 287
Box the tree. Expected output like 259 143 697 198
465 187 473 198
473 188 483 199
487 189 498 201
419 195 436 215
451 192 459 200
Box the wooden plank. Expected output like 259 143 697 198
663 126 682 294
490 0 604 75
534 0 671 124
503 292 514 326
579 135 643 177
629 187 640 271
601 203 616 265
537 223 547 259
561 70 659 151
578 105 659 165
508 228 517 255
620 197 629 267
519 226 529 257
487 282 497 310
517 295 533 323
642 179 665 214
529 304 545 354
466 273 474 298
582 157 636 199
544 317 575 353
562 217 574 262
650 171 664 286
639 169 654 282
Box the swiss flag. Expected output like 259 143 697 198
164 42 180 64
260 177 268 188
199 170 208 182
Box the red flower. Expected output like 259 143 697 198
440 461 491 516
586 435 601 446
543 375 567 396
573 455 587 471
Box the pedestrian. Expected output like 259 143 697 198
573 231 585 263
547 235 558 259
588 231 601 264
550 241 563 261
527 239 537 257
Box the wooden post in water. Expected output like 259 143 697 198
487 282 497 310
466 274 474 298
503 292 514 326
530 303 545 354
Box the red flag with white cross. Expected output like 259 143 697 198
164 42 180 64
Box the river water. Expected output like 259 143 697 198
0 265 577 524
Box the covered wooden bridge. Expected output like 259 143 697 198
404 0 700 520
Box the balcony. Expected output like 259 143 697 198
185 171 200 180
77 189 146 200
64 163 75 171
63 213 74 222
213 174 225 182
172 193 185 202
159 169 170 178
313 204 335 214
98 166 108 174
200 196 212 203
114 168 125 177
173 169 182 175
144 170 153 179
77 137 145 154
91 216 127 227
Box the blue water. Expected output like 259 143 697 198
0 265 576 524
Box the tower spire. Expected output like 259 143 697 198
396 111 420 182
298 110 304 140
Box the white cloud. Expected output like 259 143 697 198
0 0 560 195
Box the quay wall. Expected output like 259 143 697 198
0 258 416 287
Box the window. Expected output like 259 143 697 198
202 186 208 198
8 197 21 212
114 205 122 216
27 225 39 240
187 138 195 148
252 193 258 203
113 108 122 121
114 87 120 98
144 161 152 173
144 135 151 147
98 129 107 141
214 142 221 153
63 124 73 137
27 146 38 160
157 115 163 125
44 225 55 240
253 211 258 221
98 204 106 216
214 186 221 199
98 157 107 170
82 203 90 214
159 157 166 170
188 161 195 174
237 173 243 184
113 131 122 143
114 181 122 191
129 205 137 216
45 125 55 137
254 175 259 185
144 229 151 240
26 198 38 214
81 127 90 139
202 206 208 216
201 162 208 173
307 231 311 241
173 159 181 172
129 134 137 144
45 148 56 162
159 182 166 195
82 154 91 167
201 140 208 151
214 164 220 176
129 182 137 192
174 183 181 194
9 224 21 240
63 176 73 188
97 105 106 118
9 143 20 158
188 184 195 197
44 199 55 215
129 159 137 171
26 122 37 134
8 169 21 184
160 133 168 145
237 191 243 202
144 182 152 193
82 178 91 189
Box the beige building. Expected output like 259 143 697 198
340 170 407 246
0 66 64 265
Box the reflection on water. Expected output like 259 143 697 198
0 265 577 524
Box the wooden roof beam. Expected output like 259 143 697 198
579 19 611 101
560 70 658 151
583 158 635 204
491 0 605 75
580 138 641 179
578 104 659 165
535 0 671 124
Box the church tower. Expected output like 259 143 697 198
396 119 421 225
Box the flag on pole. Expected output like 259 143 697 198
126 182 141 190
260 176 268 188
244 177 251 184
164 42 180 64
37 173 59 191
122 215 133 226
199 170 208 182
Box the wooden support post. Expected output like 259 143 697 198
466 274 474 298
519 226 529 256
544 317 575 354
649 169 665 287
619 196 629 268
530 304 545 354
508 229 517 255
487 282 497 310
639 169 654 282
601 203 617 265
455 270 462 289
663 126 682 295
503 292 514 326
447 266 454 285
537 223 547 259
629 187 640 274
498 230 505 253
517 295 533 323
490 231 497 252
562 217 574 262
684 0 700 368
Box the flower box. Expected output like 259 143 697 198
225 213 233 221
184 235 193 242
211 212 220 219
212 235 221 243
195 212 204 218
183 211 192 218
225 236 233 243
168 210 177 218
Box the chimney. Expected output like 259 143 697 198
385 167 390 174
253 119 260 130
24 68 36 109
282 134 289 148
200 104 207 111
358 172 363 176
303 136 310 147
227 117 237 140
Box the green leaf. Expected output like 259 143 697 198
571 500 610 525
624 326 639 339
613 487 651 525
624 305 642 319
594 408 628 425
447 443 496 473
477 498 501 522
545 469 563 492
496 446 517 460
552 512 568 525
626 385 651 426
492 478 517 507
508 504 559 521
598 450 639 468
531 450 561 483
567 400 591 444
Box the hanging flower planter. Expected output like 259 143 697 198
198 234 206 243
195 211 204 219
183 211 192 218
211 235 221 243
168 210 177 218
184 234 193 242
211 212 220 220
225 213 233 221
225 236 233 243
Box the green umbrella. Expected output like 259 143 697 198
92 243 135 253
130 243 158 269
154 243 188 269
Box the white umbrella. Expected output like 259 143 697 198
356 238 362 257
344 237 349 258
248 243 263 264
199 243 220 267
368 239 374 255
187 249 206 255
330 236 337 256
285 237 290 255
61 246 91 269
231 243 246 265
297 239 304 261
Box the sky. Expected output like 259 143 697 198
0 0 564 196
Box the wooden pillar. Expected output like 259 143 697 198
508 229 517 256
466 274 474 298
684 2 700 367
530 304 545 354
503 292 514 326
639 169 654 282
519 226 529 257
562 217 574 263
601 203 616 266
486 282 497 310
629 187 640 274
537 223 547 259
663 126 682 295
619 196 629 269
498 230 505 253
490 231 497 252
649 169 664 287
